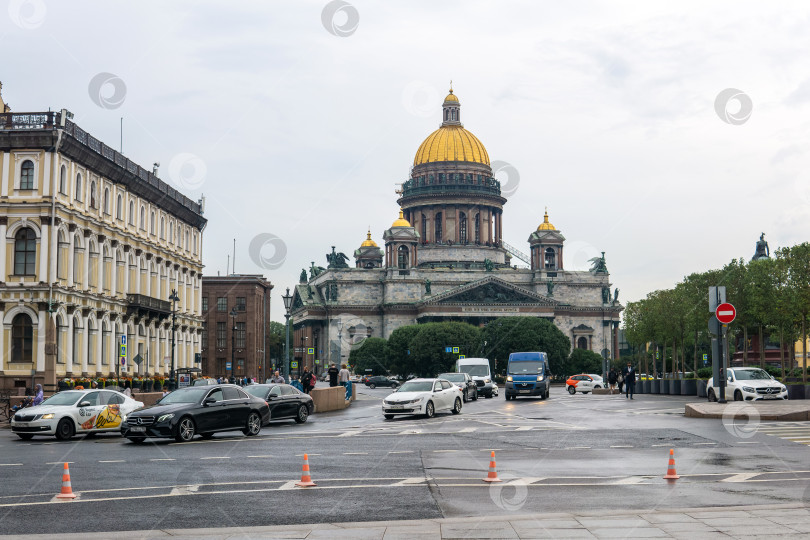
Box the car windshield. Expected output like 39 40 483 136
41 392 82 406
459 365 489 376
157 387 209 404
734 369 771 381
440 374 465 382
508 361 544 375
245 386 271 398
398 381 433 392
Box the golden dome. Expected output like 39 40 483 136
537 210 556 231
414 125 490 166
360 229 378 247
444 89 459 103
391 209 411 228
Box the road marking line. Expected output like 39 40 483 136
481 449 502 452
247 455 274 458
432 450 457 453
0 464 23 467
651 444 669 447
736 441 761 444
277 481 298 491
388 451 413 454
98 460 125 463
200 457 231 460
515 426 533 431
343 452 368 455
565 446 590 449
610 445 633 448
46 462 73 465
150 458 176 461
294 454 321 457
722 473 760 483
612 476 647 484
457 427 477 433
693 442 717 445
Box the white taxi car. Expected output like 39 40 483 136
10 389 144 440
382 378 463 419
707 367 788 402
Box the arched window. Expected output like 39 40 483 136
75 173 83 201
11 313 33 363
577 337 588 350
150 211 155 234
397 245 409 269
20 160 34 190
177 224 181 246
459 212 467 244
103 188 110 214
59 165 67 194
116 194 123 220
129 201 134 224
185 230 189 250
89 181 97 208
140 206 145 230
169 221 174 243
544 248 556 270
444 109 448 121
434 213 442 243
14 228 36 275
160 217 165 239
474 213 480 244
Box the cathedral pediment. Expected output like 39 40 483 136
423 276 557 306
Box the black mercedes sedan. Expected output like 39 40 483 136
244 384 314 424
121 384 270 443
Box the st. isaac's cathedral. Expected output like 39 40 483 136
290 88 622 371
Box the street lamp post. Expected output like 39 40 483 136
282 287 293 383
169 289 179 390
230 307 238 383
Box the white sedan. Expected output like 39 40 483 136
382 378 463 419
10 389 144 440
707 367 788 402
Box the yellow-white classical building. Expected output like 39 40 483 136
0 83 206 391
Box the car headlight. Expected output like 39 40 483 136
742 386 755 393
506 376 513 382
537 375 545 382
157 413 174 423
41 413 54 420
408 397 424 404
781 386 787 392
484 378 491 383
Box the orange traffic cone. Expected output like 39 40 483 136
483 451 502 483
663 449 680 482
56 462 77 499
295 454 317 487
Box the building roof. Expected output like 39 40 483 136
413 89 490 166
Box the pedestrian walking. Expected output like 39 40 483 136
617 371 624 394
338 364 350 384
327 363 340 387
608 368 618 394
622 362 636 400
301 368 313 394
270 370 285 384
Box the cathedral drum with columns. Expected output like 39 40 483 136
0 83 205 392
291 87 622 373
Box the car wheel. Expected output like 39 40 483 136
485 393 492 399
734 390 743 402
462 390 468 403
200 432 215 440
545 387 550 399
243 412 262 436
452 398 462 414
567 385 576 395
472 390 478 401
708 388 717 402
384 414 394 420
175 417 196 442
55 418 75 441
425 401 435 418
294 404 309 424
594 385 602 389
16 433 33 440
369 383 376 389
583 391 589 394
128 437 146 444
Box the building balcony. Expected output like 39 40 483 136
126 294 171 320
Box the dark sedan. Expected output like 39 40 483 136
120 384 270 443
364 375 399 389
244 384 314 424
438 372 478 402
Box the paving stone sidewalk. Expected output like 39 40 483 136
10 503 810 539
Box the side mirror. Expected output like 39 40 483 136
203 397 217 406
79 401 91 407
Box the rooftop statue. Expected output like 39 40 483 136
327 246 350 269
752 233 770 261
589 252 608 274
299 269 307 283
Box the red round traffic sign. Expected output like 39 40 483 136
715 302 736 324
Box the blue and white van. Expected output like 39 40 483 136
505 352 551 400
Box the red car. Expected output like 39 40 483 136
565 374 604 394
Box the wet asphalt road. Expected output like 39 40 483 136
0 383 808 535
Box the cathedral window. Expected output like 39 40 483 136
429 175 434 185
544 248 556 270
75 173 83 201
474 213 480 244
103 188 110 214
421 215 427 241
14 227 37 275
11 313 33 363
59 165 67 194
435 213 442 243
397 245 409 269
90 181 97 209
577 337 588 350
459 212 467 244
20 160 34 190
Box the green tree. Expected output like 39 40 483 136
266 321 286 366
480 317 570 375
567 348 603 375
348 337 388 376
385 325 422 379
408 322 481 377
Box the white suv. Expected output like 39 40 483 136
707 367 787 402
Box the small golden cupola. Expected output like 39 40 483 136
537 209 556 231
391 209 411 228
360 229 378 247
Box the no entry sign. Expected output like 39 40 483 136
715 303 736 324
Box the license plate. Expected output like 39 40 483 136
130 426 146 433
15 422 29 427
763 395 777 399
519 390 531 393
389 405 404 409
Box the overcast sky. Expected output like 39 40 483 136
3 1 810 321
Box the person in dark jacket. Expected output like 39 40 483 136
622 362 636 400
327 363 340 387
608 369 618 394
301 368 313 394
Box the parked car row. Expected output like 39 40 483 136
10 384 314 442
